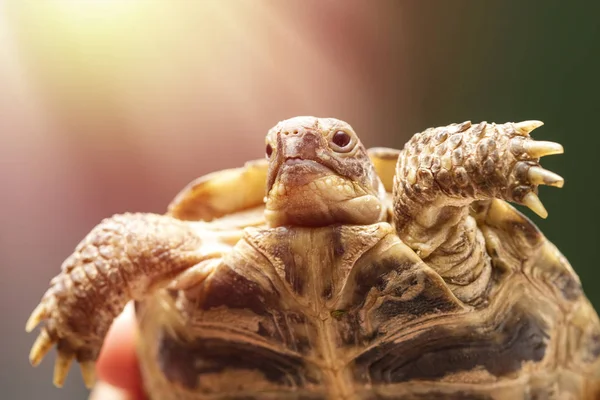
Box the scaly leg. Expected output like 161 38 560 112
26 213 228 388
393 120 564 303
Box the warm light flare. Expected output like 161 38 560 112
1 0 392 165
38 0 141 24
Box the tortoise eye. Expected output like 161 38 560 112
332 131 351 148
330 130 354 152
266 143 273 158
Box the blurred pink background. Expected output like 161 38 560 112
1 2 417 398
2 1 599 399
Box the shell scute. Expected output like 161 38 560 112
26 117 600 399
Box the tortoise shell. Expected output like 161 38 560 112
27 117 600 399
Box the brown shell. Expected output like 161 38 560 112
25 119 600 400
134 159 600 399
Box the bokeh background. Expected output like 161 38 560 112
1 1 598 398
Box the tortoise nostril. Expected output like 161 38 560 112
293 130 299 135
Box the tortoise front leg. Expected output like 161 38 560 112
26 213 225 388
393 121 564 302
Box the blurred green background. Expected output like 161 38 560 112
1 1 598 399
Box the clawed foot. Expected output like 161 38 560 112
507 120 564 218
25 302 98 388
396 119 565 221
25 213 213 389
26 300 98 388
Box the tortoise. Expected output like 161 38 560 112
26 116 600 399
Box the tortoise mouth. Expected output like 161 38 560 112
267 157 361 209
277 158 334 186
264 156 385 227
266 157 336 195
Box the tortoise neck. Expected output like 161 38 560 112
395 198 492 305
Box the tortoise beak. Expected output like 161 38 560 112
276 158 333 188
266 130 326 195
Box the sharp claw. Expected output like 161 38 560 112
53 352 74 388
524 140 564 158
522 192 548 219
29 330 54 366
79 361 96 389
514 120 544 135
26 303 46 332
528 166 564 188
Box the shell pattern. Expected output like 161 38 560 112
26 117 600 399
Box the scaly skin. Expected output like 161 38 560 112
26 213 229 387
26 116 578 397
394 120 564 303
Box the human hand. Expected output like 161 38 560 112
89 304 147 400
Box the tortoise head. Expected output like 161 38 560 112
264 116 387 227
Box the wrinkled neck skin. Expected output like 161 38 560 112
390 120 563 305
264 117 387 228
